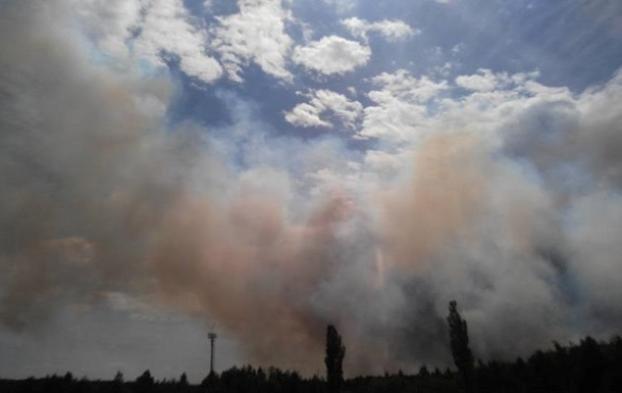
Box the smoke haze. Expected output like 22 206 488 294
2 0 622 378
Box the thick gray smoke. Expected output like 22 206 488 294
2 0 622 376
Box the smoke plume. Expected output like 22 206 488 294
2 0 622 376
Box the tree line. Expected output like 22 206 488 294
1 301 621 393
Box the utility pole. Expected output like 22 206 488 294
208 332 217 375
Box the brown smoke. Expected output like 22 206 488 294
148 193 354 372
380 133 489 271
0 0 355 373
3 0 622 379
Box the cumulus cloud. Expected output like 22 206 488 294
341 17 417 42
212 0 294 82
72 0 223 83
293 35 371 76
358 69 448 140
455 68 513 92
72 0 299 83
284 89 363 129
136 0 223 82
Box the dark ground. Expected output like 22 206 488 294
1 335 621 393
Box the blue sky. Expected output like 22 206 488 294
2 0 622 383
195 3 617 96
157 0 622 148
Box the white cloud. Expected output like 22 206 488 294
358 70 448 141
355 67 578 145
370 69 449 103
292 36 371 75
72 0 223 83
455 68 511 92
322 0 357 14
341 17 417 42
285 102 331 128
434 62 454 78
360 99 428 141
135 0 223 83
285 89 363 129
212 0 294 82
72 0 298 83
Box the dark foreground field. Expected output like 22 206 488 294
2 335 621 393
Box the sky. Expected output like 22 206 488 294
1 0 622 383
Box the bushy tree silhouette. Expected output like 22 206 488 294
577 336 606 393
136 370 154 385
114 371 124 384
325 324 346 393
201 369 220 389
135 370 154 393
178 372 188 386
447 300 474 393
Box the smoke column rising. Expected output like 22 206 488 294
2 0 622 376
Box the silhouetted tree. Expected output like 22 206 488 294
114 371 124 384
135 370 154 393
447 300 473 393
136 370 154 384
609 336 622 393
110 371 125 393
419 365 430 379
325 324 346 393
178 372 188 386
201 369 220 390
577 336 605 393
